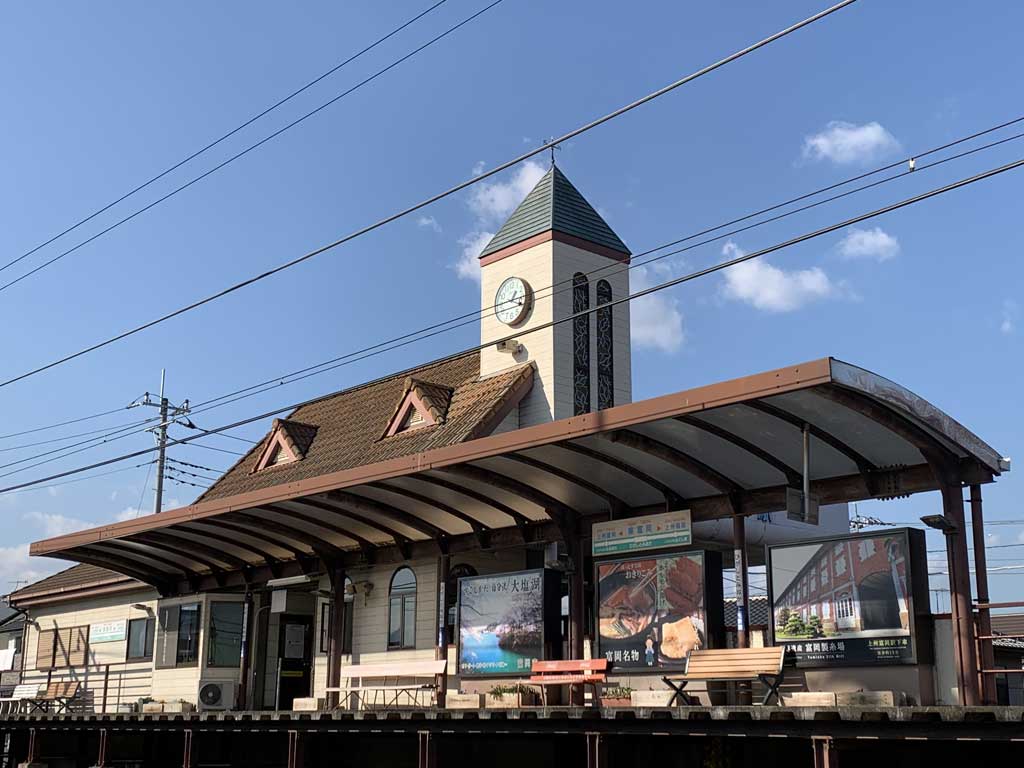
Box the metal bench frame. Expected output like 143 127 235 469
662 647 787 706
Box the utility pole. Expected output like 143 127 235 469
131 369 190 514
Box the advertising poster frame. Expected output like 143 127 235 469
455 568 561 678
766 527 930 668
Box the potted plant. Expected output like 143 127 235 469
486 683 539 708
600 686 633 708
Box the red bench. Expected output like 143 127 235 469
529 659 608 707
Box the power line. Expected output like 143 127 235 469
2 149 1016 497
0 114 1018 482
165 457 226 475
186 442 246 458
0 461 155 496
0 2 449 281
0 0 858 389
0 406 135 440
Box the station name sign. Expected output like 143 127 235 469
592 509 692 556
90 619 127 644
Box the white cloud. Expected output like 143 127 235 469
416 215 442 233
471 160 486 177
23 510 93 538
802 121 900 165
467 160 546 223
46 486 59 498
0 543 69 594
452 160 547 280
1001 299 1018 335
630 263 685 353
837 226 900 262
720 241 836 312
454 231 493 282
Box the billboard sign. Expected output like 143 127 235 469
457 569 558 677
592 510 692 556
90 619 127 644
768 528 927 666
596 552 705 670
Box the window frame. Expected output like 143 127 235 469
319 589 354 655
126 617 155 662
206 601 245 669
387 567 417 651
175 603 202 668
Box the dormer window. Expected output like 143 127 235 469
382 377 453 438
252 419 318 473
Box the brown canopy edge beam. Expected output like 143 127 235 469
63 548 175 595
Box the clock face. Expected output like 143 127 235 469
494 276 532 326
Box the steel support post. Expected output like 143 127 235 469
287 731 304 768
89 728 108 768
585 732 607 768
326 565 347 709
568 532 585 661
939 480 980 705
811 736 837 768
970 484 997 704
732 511 752 704
435 555 450 708
21 727 40 768
182 730 193 768
417 731 436 768
237 591 254 711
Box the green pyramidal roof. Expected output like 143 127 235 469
479 165 630 258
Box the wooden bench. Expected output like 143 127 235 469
529 659 608 708
326 660 447 711
31 680 82 713
0 684 41 715
662 647 787 706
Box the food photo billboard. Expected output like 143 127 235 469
457 569 560 677
767 528 930 667
596 552 706 670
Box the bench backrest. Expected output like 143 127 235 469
11 684 40 700
43 680 80 699
531 659 608 676
339 659 447 681
683 647 784 679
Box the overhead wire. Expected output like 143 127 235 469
3 148 1019 496
1 116 1019 483
0 1 452 282
0 0 859 389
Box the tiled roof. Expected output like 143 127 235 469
992 614 1024 638
480 166 630 257
273 419 319 460
198 352 533 502
9 563 142 605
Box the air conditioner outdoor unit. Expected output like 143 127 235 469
197 680 235 711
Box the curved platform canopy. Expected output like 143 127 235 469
29 357 1008 596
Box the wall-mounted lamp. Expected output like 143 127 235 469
920 514 958 535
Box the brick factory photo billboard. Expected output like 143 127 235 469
596 552 706 671
457 569 561 677
767 528 930 667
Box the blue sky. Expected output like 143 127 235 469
0 1 1020 604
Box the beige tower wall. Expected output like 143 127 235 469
479 240 556 427
480 238 631 428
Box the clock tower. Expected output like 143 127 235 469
479 164 632 428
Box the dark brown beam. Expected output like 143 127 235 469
556 441 685 508
327 490 450 540
408 473 531 527
131 531 251 571
177 523 283 565
232 510 350 563
744 400 879 475
368 482 488 533
499 453 628 513
126 532 229 573
676 414 803 487
602 429 743 495
90 542 191 577
197 518 310 561
294 496 414 553
437 464 573 531
271 504 377 554
65 547 174 594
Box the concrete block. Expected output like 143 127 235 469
782 692 837 707
630 690 675 707
836 690 906 707
445 693 484 709
292 697 324 712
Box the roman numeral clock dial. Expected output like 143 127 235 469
494 276 532 326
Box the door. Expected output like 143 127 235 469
277 615 313 709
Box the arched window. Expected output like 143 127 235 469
596 279 614 410
446 563 478 640
388 567 417 650
572 273 590 415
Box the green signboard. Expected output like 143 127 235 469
592 510 692 556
